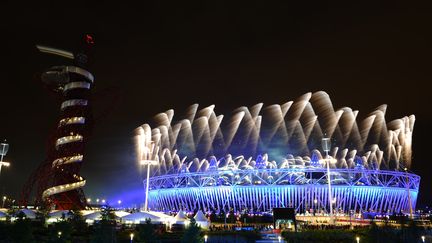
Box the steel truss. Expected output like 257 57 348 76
145 168 420 214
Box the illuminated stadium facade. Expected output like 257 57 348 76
135 91 419 215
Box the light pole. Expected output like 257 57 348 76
2 196 6 208
421 235 425 243
321 137 335 224
204 235 208 242
140 141 158 212
130 233 134 243
0 140 10 177
356 236 360 243
404 167 413 219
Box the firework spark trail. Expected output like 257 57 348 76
135 91 415 176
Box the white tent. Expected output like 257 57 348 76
17 209 36 219
193 211 210 228
47 210 71 223
0 211 7 220
80 210 96 216
114 211 130 218
84 211 102 220
173 210 189 225
83 211 102 224
121 211 166 224
49 210 71 219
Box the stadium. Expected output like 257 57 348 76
134 91 419 215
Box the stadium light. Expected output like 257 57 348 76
0 140 10 178
321 137 334 224
140 141 158 211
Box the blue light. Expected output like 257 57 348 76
311 153 320 166
145 168 420 214
256 154 265 168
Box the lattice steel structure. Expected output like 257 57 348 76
146 168 419 214
135 91 420 214
20 36 95 210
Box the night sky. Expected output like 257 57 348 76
0 2 431 207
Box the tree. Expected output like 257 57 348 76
91 207 117 243
68 210 89 241
181 218 203 243
49 220 73 243
100 206 116 221
0 221 12 242
10 212 34 242
137 218 155 243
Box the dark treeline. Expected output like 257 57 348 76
0 208 204 243
282 221 432 243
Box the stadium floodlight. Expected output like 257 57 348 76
0 140 10 178
321 136 334 224
140 141 158 211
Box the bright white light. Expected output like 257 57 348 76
0 162 10 167
118 200 122 204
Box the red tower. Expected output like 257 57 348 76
20 37 95 209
